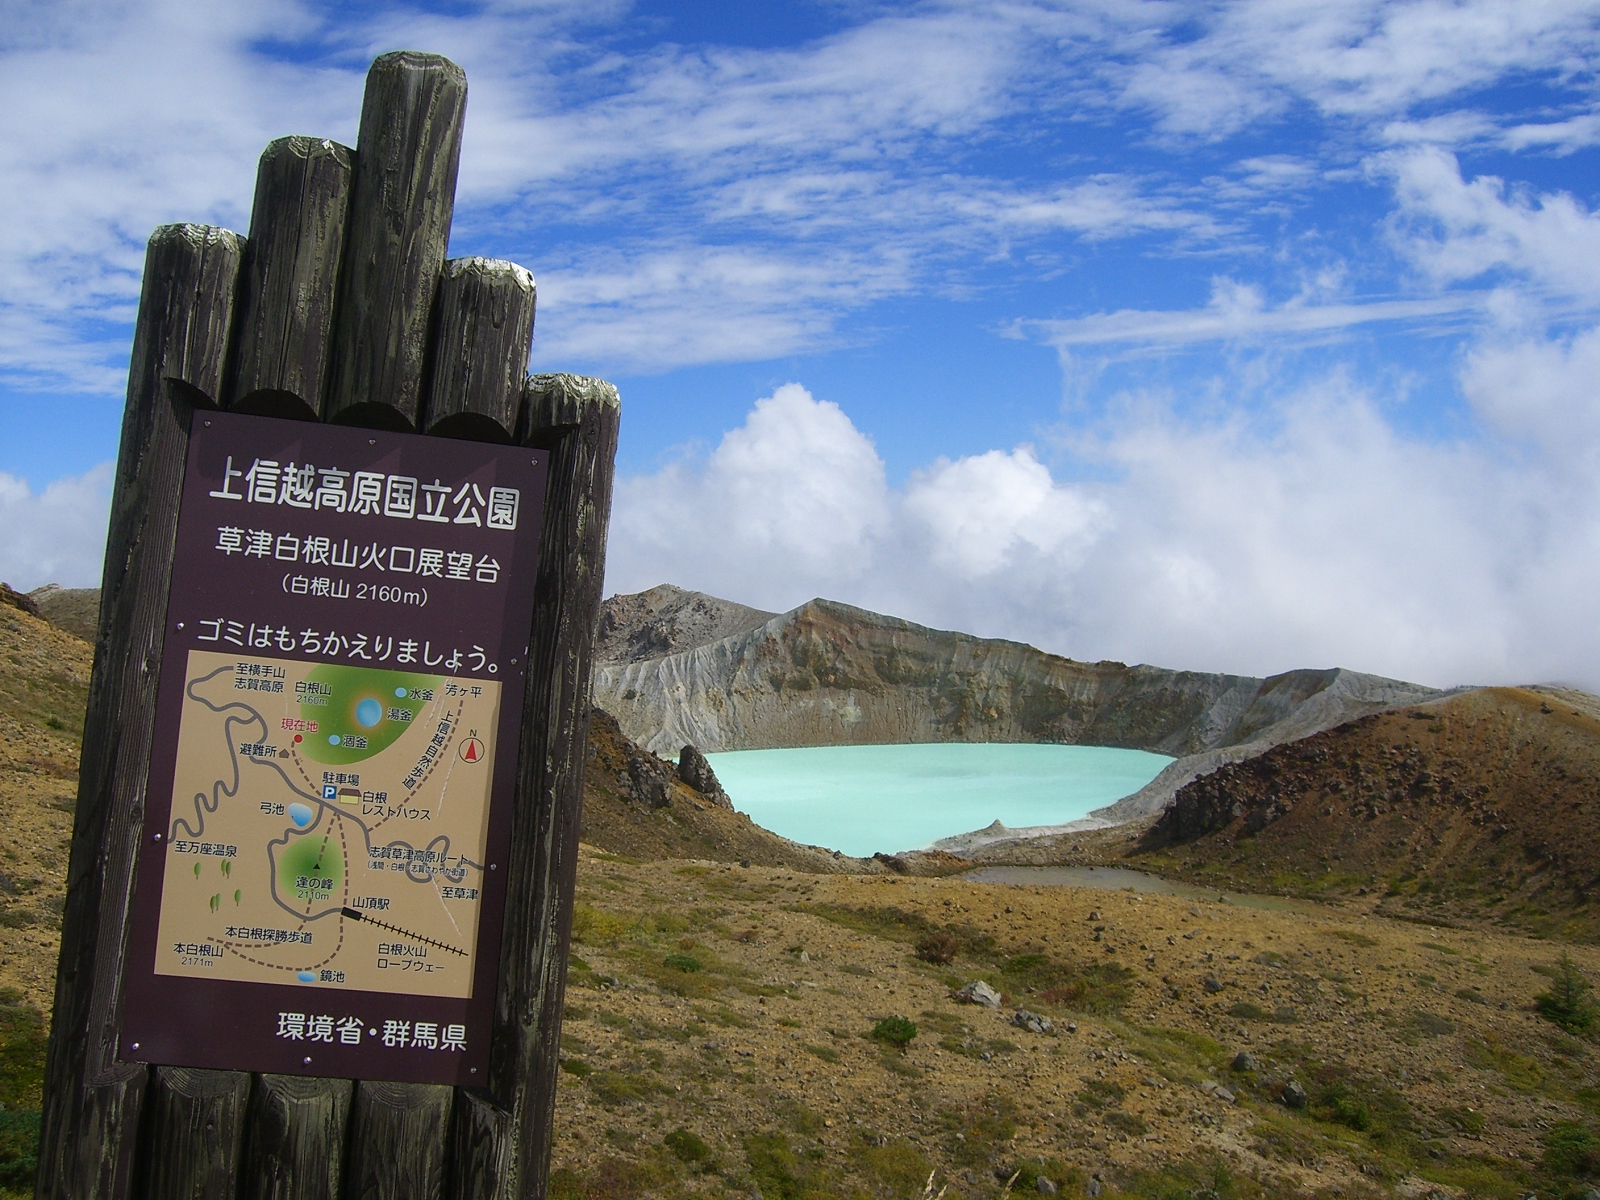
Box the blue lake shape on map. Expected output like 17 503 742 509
356 697 382 727
297 970 316 982
288 803 314 828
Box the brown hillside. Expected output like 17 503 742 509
1132 687 1600 941
0 599 91 1010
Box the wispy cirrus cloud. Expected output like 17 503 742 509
1013 277 1480 354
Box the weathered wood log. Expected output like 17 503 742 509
445 1091 512 1199
238 1075 354 1200
36 222 242 1200
228 135 354 417
325 51 466 429
424 257 536 442
140 1067 251 1200
343 1082 454 1200
462 374 618 1199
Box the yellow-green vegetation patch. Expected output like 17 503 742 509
847 1138 932 1198
1330 930 1379 947
1467 1034 1546 1093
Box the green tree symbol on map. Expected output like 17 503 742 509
234 889 241 906
209 894 220 912
193 862 201 880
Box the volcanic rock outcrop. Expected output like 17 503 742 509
592 588 1441 828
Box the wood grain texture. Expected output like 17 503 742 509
424 257 535 442
474 373 619 1199
343 1081 454 1200
444 1090 512 1200
239 1075 354 1200
140 1067 251 1200
36 222 242 1200
229 135 354 416
325 51 466 429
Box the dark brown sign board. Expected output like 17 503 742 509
120 410 547 1085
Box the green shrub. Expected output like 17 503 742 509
663 1127 711 1164
1542 1122 1600 1177
870 1017 917 1048
0 989 46 1195
662 953 702 973
1536 953 1597 1034
0 1108 40 1192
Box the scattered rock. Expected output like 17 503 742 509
1012 1009 1054 1034
1086 1177 1102 1197
677 744 732 808
1203 975 1224 993
1282 1080 1308 1109
1232 1051 1259 1072
1036 1178 1058 1195
956 980 1002 1008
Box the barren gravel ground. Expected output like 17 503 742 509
549 851 1600 1199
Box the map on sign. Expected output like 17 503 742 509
153 649 501 999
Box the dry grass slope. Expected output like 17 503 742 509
1132 688 1600 944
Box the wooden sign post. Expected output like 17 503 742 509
36 51 617 1200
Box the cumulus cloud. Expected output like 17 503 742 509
605 375 1600 691
0 464 113 591
608 385 890 607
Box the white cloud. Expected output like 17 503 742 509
1015 276 1478 353
607 384 890 608
0 464 113 591
1461 326 1600 470
1113 0 1600 140
1503 111 1600 155
1381 146 1600 300
606 372 1600 691
902 448 1105 579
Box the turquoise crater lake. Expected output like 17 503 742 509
703 743 1172 859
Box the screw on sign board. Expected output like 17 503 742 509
37 52 618 1200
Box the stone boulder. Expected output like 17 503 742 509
955 980 1002 1009
677 744 732 809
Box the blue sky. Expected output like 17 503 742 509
4 0 1600 689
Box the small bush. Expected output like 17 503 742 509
871 1017 917 1048
663 1127 712 1164
916 932 960 964
1543 1122 1600 1177
0 1109 40 1192
1536 953 1597 1034
662 953 702 973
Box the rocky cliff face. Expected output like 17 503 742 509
595 584 774 665
592 595 1440 786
